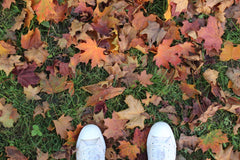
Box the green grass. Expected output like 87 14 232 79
1 0 240 159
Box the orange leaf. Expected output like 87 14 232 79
81 81 125 106
64 124 83 146
5 146 28 160
0 40 16 58
0 100 20 128
2 0 15 9
21 28 43 49
198 129 228 153
220 41 240 61
132 11 156 31
118 141 140 160
164 0 172 20
53 115 74 139
103 112 127 140
32 0 56 23
153 39 182 69
179 82 201 100
198 16 224 55
132 127 150 151
76 38 106 68
137 70 153 87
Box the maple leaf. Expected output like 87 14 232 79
76 38 106 68
12 63 40 87
220 41 240 61
140 21 167 47
179 82 201 100
33 101 50 119
171 0 188 14
24 0 34 28
0 101 20 128
0 55 21 76
226 68 240 96
53 115 74 139
2 0 15 9
0 40 16 58
180 20 200 38
64 124 83 146
198 129 228 153
104 63 128 81
164 0 172 20
198 16 224 55
132 127 150 151
36 148 48 160
103 112 127 140
24 85 41 101
5 146 28 160
153 39 182 69
40 75 68 94
10 10 26 31
137 70 153 87
178 133 199 154
21 28 43 49
203 69 219 85
81 81 125 106
214 145 233 160
116 95 149 129
32 0 57 23
117 141 140 160
131 11 156 31
24 44 49 66
142 92 162 106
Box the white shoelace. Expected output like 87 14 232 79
151 137 172 160
80 144 105 160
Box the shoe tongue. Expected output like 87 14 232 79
84 138 98 145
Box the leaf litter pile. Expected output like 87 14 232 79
1 0 240 159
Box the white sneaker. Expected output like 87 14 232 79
76 124 106 160
147 122 176 160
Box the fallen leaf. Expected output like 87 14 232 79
171 0 188 13
159 105 177 114
179 82 201 100
32 0 57 23
2 0 15 9
153 39 182 69
12 63 40 87
214 145 233 160
24 45 49 67
131 11 156 31
117 141 140 160
21 28 43 49
142 92 162 106
5 146 28 160
164 0 172 20
140 21 167 47
132 127 150 151
233 117 240 135
103 112 127 140
137 70 153 87
76 37 106 68
40 75 68 94
64 123 83 146
0 55 21 76
81 81 125 106
178 133 199 154
24 85 41 101
198 16 224 56
105 147 121 160
53 115 74 139
0 40 16 58
0 101 20 128
116 95 149 129
198 129 228 153
37 148 48 160
203 69 219 85
226 68 240 96
220 41 240 61
33 101 50 119
10 10 26 31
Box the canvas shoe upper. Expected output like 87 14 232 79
76 124 106 160
147 122 176 160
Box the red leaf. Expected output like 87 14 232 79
132 127 150 151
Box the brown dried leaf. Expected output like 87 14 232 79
33 101 50 119
53 115 74 139
5 146 28 160
37 148 48 160
178 133 199 154
137 70 153 87
24 85 41 101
